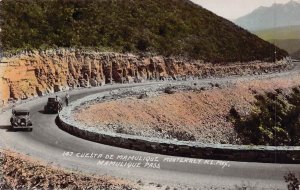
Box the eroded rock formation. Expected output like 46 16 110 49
0 49 290 106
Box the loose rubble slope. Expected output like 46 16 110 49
74 73 300 144
0 150 139 190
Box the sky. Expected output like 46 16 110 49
191 0 299 20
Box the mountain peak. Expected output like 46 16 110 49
287 0 297 4
234 0 300 31
286 0 299 7
255 6 267 11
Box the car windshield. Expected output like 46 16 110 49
14 111 29 116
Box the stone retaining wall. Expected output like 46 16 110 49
58 85 300 164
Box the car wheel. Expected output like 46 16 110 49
10 124 15 131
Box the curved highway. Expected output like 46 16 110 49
1 66 300 189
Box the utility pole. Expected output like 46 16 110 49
273 5 278 162
273 1 277 65
274 49 277 64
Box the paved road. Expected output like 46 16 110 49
1 65 300 189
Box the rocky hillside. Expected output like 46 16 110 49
232 86 300 146
0 0 287 62
0 49 291 105
73 70 300 145
0 150 138 190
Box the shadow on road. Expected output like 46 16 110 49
0 125 32 132
38 110 46 114
0 125 11 130
6 128 32 132
55 116 64 130
38 110 57 115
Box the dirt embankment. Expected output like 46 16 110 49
0 150 139 190
0 49 290 106
74 74 300 144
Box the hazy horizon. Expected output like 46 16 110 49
191 0 300 20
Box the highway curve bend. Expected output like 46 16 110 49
1 70 300 189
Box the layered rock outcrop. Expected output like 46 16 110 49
0 49 290 106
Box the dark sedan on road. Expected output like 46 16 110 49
10 109 33 131
44 97 63 114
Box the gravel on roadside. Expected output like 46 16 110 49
0 150 139 190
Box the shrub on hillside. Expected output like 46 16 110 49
230 87 300 146
284 172 300 190
0 0 288 62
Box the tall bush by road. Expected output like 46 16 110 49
231 87 300 146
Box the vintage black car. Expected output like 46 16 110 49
10 109 33 131
44 97 63 113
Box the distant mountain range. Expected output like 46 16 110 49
234 1 300 31
234 1 300 58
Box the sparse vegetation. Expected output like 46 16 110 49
253 26 300 56
0 152 11 190
254 25 300 41
284 172 300 190
0 150 138 190
0 0 288 62
271 39 300 56
231 87 300 146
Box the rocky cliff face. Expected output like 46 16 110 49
0 49 290 106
